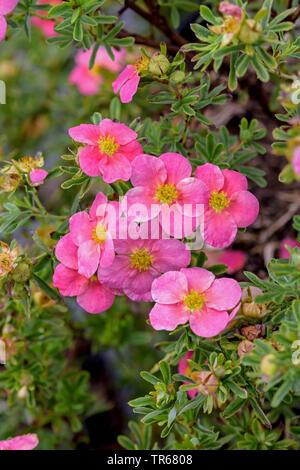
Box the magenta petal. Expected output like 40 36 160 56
202 208 237 248
0 16 7 41
120 73 140 103
160 153 192 184
53 264 88 297
99 118 137 145
189 306 230 338
131 154 167 189
292 145 300 178
205 278 241 310
151 239 191 272
222 169 248 196
229 190 259 228
150 302 189 331
77 280 115 314
98 152 132 183
98 255 131 289
78 240 100 278
55 233 78 270
29 169 48 183
69 124 100 145
78 146 101 177
195 163 224 192
0 434 39 451
123 268 158 294
112 65 136 93
0 0 19 15
120 139 143 163
69 211 93 246
180 267 215 293
151 271 188 304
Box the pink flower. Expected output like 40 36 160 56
178 351 198 398
56 193 117 279
112 56 149 103
0 0 18 41
68 119 143 183
31 0 62 38
98 221 191 301
70 46 125 96
29 168 48 184
280 237 300 258
53 263 115 314
219 2 243 20
150 267 241 337
0 433 39 450
194 163 259 248
125 153 209 238
292 145 300 179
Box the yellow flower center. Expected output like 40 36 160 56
183 289 206 311
224 17 240 33
133 56 149 73
129 249 153 272
99 135 120 156
92 223 107 244
209 190 230 212
155 183 178 205
0 253 13 276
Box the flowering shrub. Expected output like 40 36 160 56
0 0 300 451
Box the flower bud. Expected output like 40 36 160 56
11 260 32 283
260 354 278 376
238 340 254 358
238 19 263 44
170 71 185 84
148 54 170 76
191 371 218 396
0 173 20 192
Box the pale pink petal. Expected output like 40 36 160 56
126 187 159 222
120 73 140 103
189 307 230 337
159 207 199 238
99 235 115 268
98 152 132 183
69 211 93 246
228 190 259 228
180 267 215 293
99 118 138 145
151 271 188 304
124 288 153 302
221 169 248 196
68 124 101 145
112 65 137 93
160 153 192 184
53 264 88 297
151 239 190 272
55 233 78 270
176 177 209 217
150 302 189 331
89 192 108 220
0 15 7 41
30 169 48 183
98 255 131 289
219 1 242 20
0 434 39 451
292 145 300 178
219 249 246 274
194 163 224 192
78 145 101 177
78 240 100 278
131 154 167 189
77 280 115 314
205 278 241 310
0 0 18 15
123 268 158 295
202 208 237 248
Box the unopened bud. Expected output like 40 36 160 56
11 260 32 283
238 340 254 358
148 54 170 76
239 19 262 44
170 71 185 84
191 371 218 396
242 301 264 319
260 354 277 376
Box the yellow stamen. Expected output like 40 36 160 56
224 17 240 33
0 253 13 277
155 183 178 205
183 289 206 311
133 56 149 73
99 135 120 156
92 223 107 244
209 190 230 212
129 249 153 272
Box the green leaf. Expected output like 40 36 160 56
271 379 294 407
117 435 137 450
73 20 83 42
252 55 269 82
159 360 171 385
32 273 59 300
200 6 218 25
140 371 160 385
249 397 271 427
110 96 121 120
222 397 246 419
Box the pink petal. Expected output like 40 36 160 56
78 240 100 278
176 177 209 217
189 306 230 337
292 145 300 178
53 264 88 297
151 239 191 272
159 206 199 238
89 192 108 220
55 233 78 270
202 208 237 248
178 351 194 375
131 154 167 189
205 278 241 310
150 302 189 331
221 169 248 196
99 235 115 268
228 190 259 228
0 15 7 41
124 288 153 302
78 145 101 177
280 237 300 258
120 139 143 163
219 249 246 274
98 255 131 289
180 267 215 293
29 169 48 183
69 211 93 246
126 186 160 222
151 271 188 304
99 118 138 145
98 152 132 183
120 73 140 103
219 2 242 20
0 434 39 451
0 0 18 15
68 124 101 145
112 65 137 93
194 163 224 192
77 280 115 314
160 153 192 184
